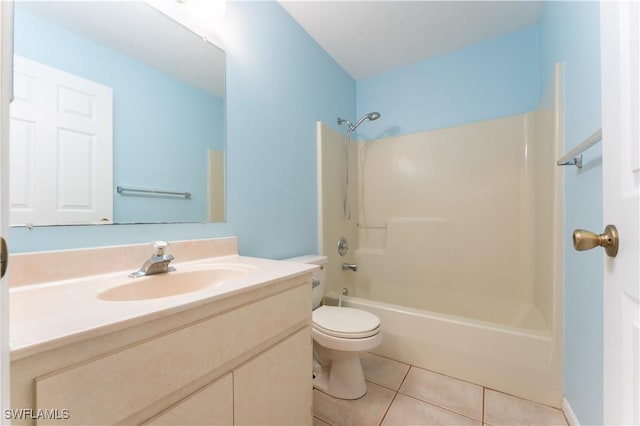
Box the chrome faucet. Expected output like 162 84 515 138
341 263 358 272
129 241 175 278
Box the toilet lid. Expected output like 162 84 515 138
312 306 381 339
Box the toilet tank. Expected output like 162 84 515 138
281 255 327 309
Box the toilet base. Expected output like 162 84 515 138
313 352 368 400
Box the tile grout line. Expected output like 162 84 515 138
483 385 564 413
369 352 408 364
395 363 483 423
482 386 486 425
377 389 400 426
396 392 485 424
313 415 329 426
398 364 412 390
363 362 412 394
483 387 567 426
312 389 340 426
377 362 411 426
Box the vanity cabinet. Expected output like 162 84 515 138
148 374 233 426
233 328 312 425
11 274 312 426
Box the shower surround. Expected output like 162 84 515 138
317 67 564 407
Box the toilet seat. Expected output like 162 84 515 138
313 306 381 339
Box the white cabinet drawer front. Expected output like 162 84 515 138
36 285 310 425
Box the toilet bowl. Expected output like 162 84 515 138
282 255 382 400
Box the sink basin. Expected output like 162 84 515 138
98 266 250 302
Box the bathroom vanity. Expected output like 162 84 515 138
9 238 313 425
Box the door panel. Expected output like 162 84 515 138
601 1 640 424
10 55 113 226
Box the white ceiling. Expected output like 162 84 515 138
279 1 543 80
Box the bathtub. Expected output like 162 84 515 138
325 292 562 408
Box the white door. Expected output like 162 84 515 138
10 55 113 226
0 0 11 421
601 1 640 424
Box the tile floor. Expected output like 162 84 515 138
313 353 568 426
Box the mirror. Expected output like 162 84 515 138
10 1 226 226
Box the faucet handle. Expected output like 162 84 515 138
152 240 169 256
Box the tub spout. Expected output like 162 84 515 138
341 263 358 272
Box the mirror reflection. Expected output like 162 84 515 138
10 1 226 226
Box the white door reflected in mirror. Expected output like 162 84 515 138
10 56 113 226
10 0 226 226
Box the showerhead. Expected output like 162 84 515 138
337 112 381 133
352 111 381 130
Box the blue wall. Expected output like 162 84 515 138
9 1 355 255
8 3 607 421
224 1 354 257
14 8 224 223
356 26 540 139
540 2 603 424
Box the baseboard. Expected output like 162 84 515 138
563 398 580 426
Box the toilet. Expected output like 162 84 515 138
283 255 382 400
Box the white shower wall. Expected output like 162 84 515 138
354 112 557 332
317 123 359 293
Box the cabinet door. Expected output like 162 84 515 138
234 327 312 425
148 373 233 426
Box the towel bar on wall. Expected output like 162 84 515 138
116 186 192 199
557 128 602 168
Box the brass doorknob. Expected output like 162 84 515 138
573 224 619 257
0 237 7 278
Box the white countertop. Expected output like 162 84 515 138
10 255 315 359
